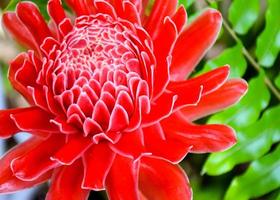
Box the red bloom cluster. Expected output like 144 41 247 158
0 0 247 199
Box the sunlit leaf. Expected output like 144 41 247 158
225 144 280 200
255 0 280 67
203 105 280 176
199 43 247 78
228 0 260 35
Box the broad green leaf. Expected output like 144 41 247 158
225 144 280 200
199 43 247 78
5 0 49 20
255 0 280 67
207 72 270 129
203 105 280 176
275 73 280 90
228 0 260 35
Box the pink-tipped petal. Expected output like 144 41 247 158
171 9 222 80
139 157 192 200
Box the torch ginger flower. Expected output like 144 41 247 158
0 0 247 199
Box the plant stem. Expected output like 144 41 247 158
204 0 280 101
222 19 280 101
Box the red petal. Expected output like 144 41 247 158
142 92 177 126
168 66 230 96
162 113 237 153
0 109 20 138
8 53 34 103
139 157 192 200
65 0 91 16
2 12 39 52
10 107 59 134
47 0 66 25
94 0 117 19
16 2 51 45
10 135 64 181
171 9 222 80
181 79 248 121
51 134 93 165
0 137 51 193
46 159 90 200
152 17 177 99
171 5 187 33
110 129 146 159
105 155 140 200
143 123 191 163
108 105 129 132
82 143 116 190
144 0 177 39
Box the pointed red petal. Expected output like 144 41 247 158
51 134 92 165
46 159 90 200
144 0 177 39
171 9 222 80
162 113 237 153
0 109 20 138
10 135 64 181
8 53 34 103
110 129 146 159
47 0 66 25
0 137 51 194
143 123 191 163
82 143 116 190
2 12 39 52
16 2 51 45
139 157 192 200
10 107 59 134
105 155 140 200
180 79 248 121
171 5 187 33
168 66 230 96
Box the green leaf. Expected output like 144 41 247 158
228 0 260 35
207 71 270 129
199 43 247 78
255 0 280 67
275 73 280 90
5 0 49 20
225 144 280 200
203 105 280 176
179 0 195 8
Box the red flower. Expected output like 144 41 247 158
0 0 247 199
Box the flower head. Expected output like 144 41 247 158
0 0 247 199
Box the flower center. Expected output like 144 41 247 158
47 15 151 142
